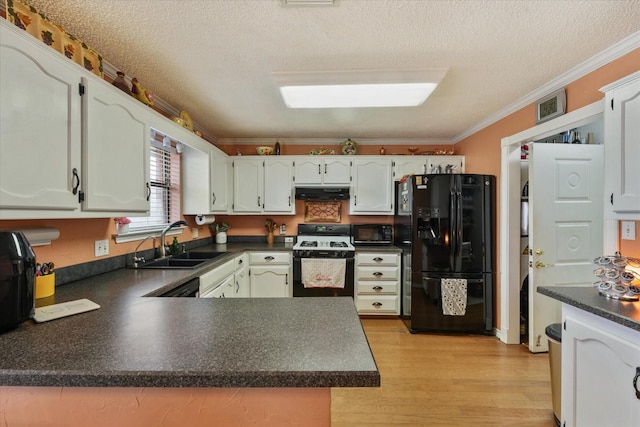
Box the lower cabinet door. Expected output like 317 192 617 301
250 265 290 298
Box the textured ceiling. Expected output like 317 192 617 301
21 0 640 143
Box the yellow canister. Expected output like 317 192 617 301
35 273 55 299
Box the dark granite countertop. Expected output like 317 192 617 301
538 286 640 332
0 243 380 388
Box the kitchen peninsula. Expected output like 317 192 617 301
0 256 380 426
538 286 640 427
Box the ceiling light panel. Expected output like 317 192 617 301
273 69 448 108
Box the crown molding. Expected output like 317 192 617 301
453 30 640 143
215 137 453 146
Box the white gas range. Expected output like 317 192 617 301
292 224 355 259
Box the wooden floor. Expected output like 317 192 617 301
332 318 557 427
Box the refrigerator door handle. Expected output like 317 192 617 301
449 187 457 270
455 188 463 270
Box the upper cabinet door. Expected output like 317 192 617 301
603 72 640 217
393 156 427 180
0 21 82 217
350 157 393 214
81 77 151 213
264 157 294 213
210 146 231 213
293 157 351 186
233 158 264 213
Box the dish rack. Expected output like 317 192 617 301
592 253 640 301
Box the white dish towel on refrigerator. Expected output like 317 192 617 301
441 278 467 316
301 258 346 288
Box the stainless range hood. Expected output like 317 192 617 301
295 187 350 201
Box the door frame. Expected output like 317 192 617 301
498 100 617 344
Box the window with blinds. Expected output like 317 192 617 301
129 143 181 230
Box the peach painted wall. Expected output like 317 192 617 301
453 48 640 329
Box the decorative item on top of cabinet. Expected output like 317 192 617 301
112 71 131 94
340 138 358 155
131 77 154 106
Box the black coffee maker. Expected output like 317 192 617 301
0 231 36 332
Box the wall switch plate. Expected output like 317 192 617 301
192 227 199 239
94 239 109 257
621 221 636 240
284 237 294 243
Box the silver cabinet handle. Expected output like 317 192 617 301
324 164 327 174
285 273 288 285
318 164 321 175
264 256 275 261
257 196 261 206
634 367 640 400
373 286 383 291
212 192 216 205
373 272 383 277
372 302 383 307
373 257 383 262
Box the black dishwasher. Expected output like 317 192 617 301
159 278 200 297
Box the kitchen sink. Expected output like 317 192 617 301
135 258 208 269
134 251 228 269
172 251 227 260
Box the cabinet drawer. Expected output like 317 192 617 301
355 295 399 313
356 281 399 294
356 266 399 281
355 253 399 266
249 252 290 264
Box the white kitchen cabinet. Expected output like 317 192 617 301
0 20 82 217
0 20 151 219
354 252 400 315
350 157 394 214
182 144 231 215
392 156 428 180
294 157 351 186
561 304 640 427
249 252 292 298
81 77 151 213
232 157 295 214
263 157 295 213
601 71 640 218
426 155 465 174
232 157 264 213
234 253 250 297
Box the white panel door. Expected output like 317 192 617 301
232 158 263 213
528 143 604 352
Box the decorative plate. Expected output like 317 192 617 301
340 138 358 155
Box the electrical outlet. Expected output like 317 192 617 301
95 239 109 257
192 227 199 239
621 221 636 240
284 237 294 243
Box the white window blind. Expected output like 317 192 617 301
129 143 181 230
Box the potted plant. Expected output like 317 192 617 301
210 222 230 244
114 217 131 234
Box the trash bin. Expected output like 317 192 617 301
545 323 562 427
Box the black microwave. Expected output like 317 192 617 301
351 224 393 245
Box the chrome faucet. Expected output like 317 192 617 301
133 235 156 268
159 220 187 258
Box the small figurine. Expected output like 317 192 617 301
112 71 131 95
131 77 154 106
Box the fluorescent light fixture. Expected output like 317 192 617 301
273 69 448 108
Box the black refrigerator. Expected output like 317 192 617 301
395 174 495 334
